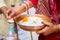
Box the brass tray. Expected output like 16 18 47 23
15 14 51 31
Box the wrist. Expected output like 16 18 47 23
15 1 33 15
14 4 28 15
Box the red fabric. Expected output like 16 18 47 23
29 0 38 7
56 0 60 12
49 0 59 24
56 0 60 23
29 0 60 40
38 0 60 40
38 33 60 40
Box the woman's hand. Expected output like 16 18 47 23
6 7 20 19
36 22 58 36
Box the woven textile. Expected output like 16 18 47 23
36 0 60 40
36 0 51 17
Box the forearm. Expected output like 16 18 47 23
16 0 33 14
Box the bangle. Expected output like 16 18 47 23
22 3 28 11
24 1 30 9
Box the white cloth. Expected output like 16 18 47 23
18 28 29 40
0 0 6 8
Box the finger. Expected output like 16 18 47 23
42 21 53 27
6 9 12 18
13 13 20 19
9 10 16 19
36 26 48 34
36 29 44 34
7 9 11 14
9 9 20 19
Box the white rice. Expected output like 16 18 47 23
18 17 44 26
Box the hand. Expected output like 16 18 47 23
36 22 58 36
6 7 20 19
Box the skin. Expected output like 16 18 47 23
6 0 59 36
6 1 33 19
0 6 8 18
36 22 58 36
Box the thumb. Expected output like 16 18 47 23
42 22 53 27
36 26 47 34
